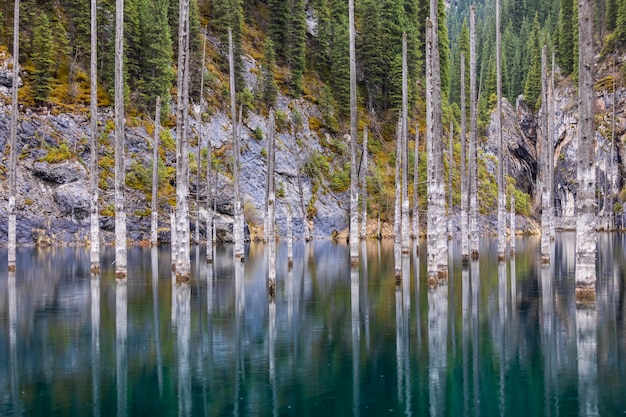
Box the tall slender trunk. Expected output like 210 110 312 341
549 52 556 239
361 126 368 239
175 0 191 280
426 0 448 282
575 0 596 302
448 121 453 239
114 0 127 278
460 52 469 264
195 30 207 246
541 46 550 263
401 33 410 254
230 29 244 260
90 0 100 272
7 0 19 272
348 0 359 266
151 97 161 246
267 110 276 292
206 129 214 263
510 196 516 255
295 128 310 241
394 117 402 278
287 207 293 267
468 5 479 260
496 0 506 261
412 130 420 249
610 58 616 230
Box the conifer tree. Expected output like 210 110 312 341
358 0 383 109
524 15 542 111
269 0 289 58
259 38 278 108
380 0 405 110
288 0 307 96
330 14 350 119
558 0 575 75
32 13 54 104
606 0 618 32
437 0 451 98
212 0 245 91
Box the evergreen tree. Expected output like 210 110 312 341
138 0 173 114
606 0 618 32
524 15 542 110
450 18 470 107
380 0 405 110
125 0 143 92
358 0 384 109
616 0 626 43
558 0 575 75
212 0 245 91
32 13 54 104
288 0 307 96
259 37 278 107
330 13 350 119
69 0 90 61
404 0 422 105
269 0 289 59
438 0 451 98
314 0 332 75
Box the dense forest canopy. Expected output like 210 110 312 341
0 0 622 131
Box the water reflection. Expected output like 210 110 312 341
0 237 625 416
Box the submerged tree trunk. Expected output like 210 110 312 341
361 127 369 239
401 33 410 254
230 29 244 260
267 110 276 292
510 196 516 255
175 0 191 280
90 0 100 272
426 4 448 283
496 0 506 261
413 130 420 250
7 0 19 272
468 5 479 260
206 130 214 263
295 127 310 241
541 46 550 264
575 0 596 302
460 52 469 264
151 97 161 246
287 207 293 267
114 0 127 279
195 30 207 246
394 117 402 278
448 121 453 239
348 0 359 266
549 52 556 240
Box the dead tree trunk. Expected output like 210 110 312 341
360 126 368 239
7 0 19 272
175 0 191 280
401 33 410 254
90 0 100 272
448 121 453 239
151 97 161 246
541 46 550 264
195 30 207 246
412 130 420 249
426 1 448 283
510 196 516 255
229 28 244 260
460 52 469 264
549 52 556 239
295 129 311 241
575 0 597 302
496 0 506 261
267 109 276 292
206 129 214 263
394 117 402 278
468 5 479 260
114 0 127 279
287 207 293 268
348 0 359 267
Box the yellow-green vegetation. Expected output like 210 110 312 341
160 129 175 151
101 204 114 217
277 181 285 198
126 160 152 192
134 208 151 217
329 163 350 193
41 143 72 163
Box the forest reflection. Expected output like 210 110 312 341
0 234 624 416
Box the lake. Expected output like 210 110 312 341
0 233 624 416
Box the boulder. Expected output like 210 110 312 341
32 160 87 184
53 183 91 220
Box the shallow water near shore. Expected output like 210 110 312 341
0 233 625 416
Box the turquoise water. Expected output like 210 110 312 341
0 233 625 416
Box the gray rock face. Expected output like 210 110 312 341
32 160 87 184
53 183 91 220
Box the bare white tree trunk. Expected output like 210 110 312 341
360 127 369 239
575 0 596 302
7 0 19 272
426 0 448 283
267 110 276 291
412 130 420 249
171 209 178 269
401 33 410 254
348 0 359 267
195 31 207 247
206 130 214 263
394 117 402 278
90 0 100 272
114 0 127 278
510 196 516 255
295 128 310 241
541 46 551 264
174 0 191 280
448 121 453 239
496 0 506 261
460 52 469 264
230 29 244 260
549 52 556 240
287 207 293 268
151 97 161 246
468 5 479 260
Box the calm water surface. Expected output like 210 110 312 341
0 233 625 416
